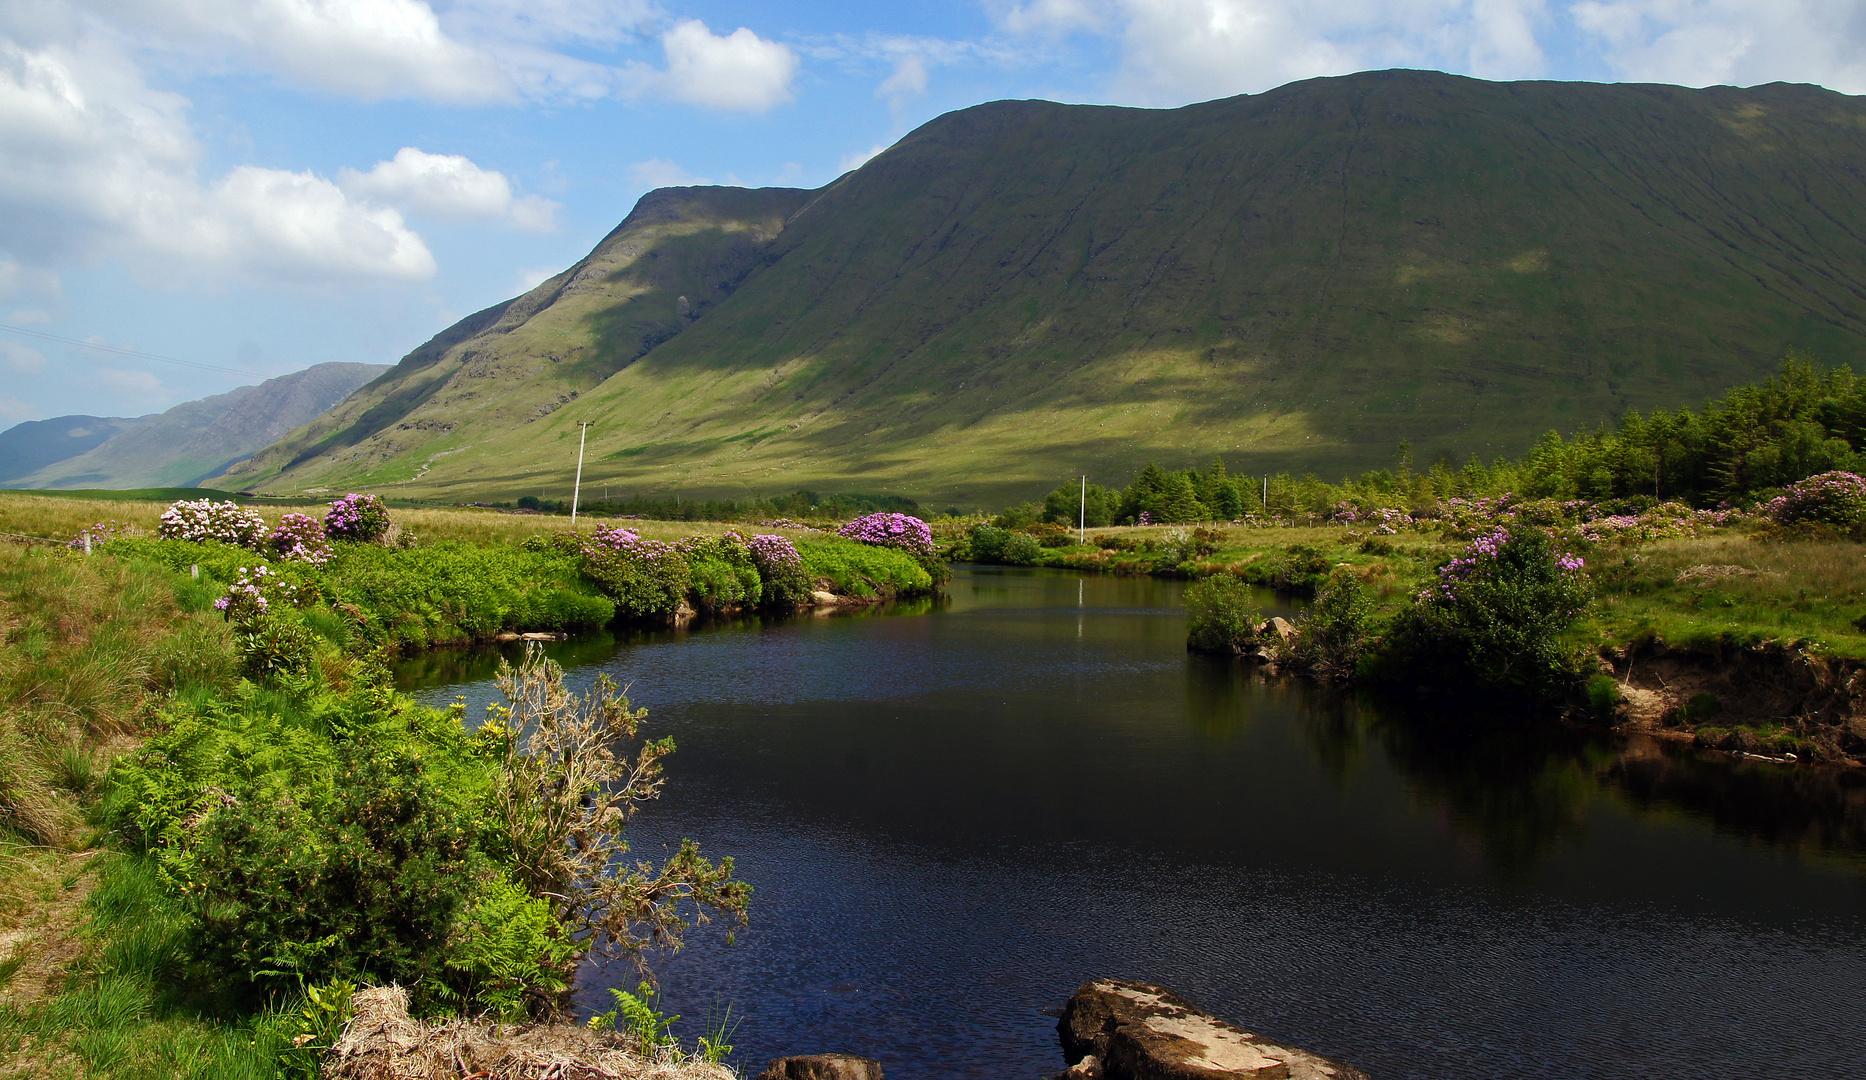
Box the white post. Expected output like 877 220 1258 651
82 533 91 556
1079 475 1086 544
570 421 590 525
1263 474 1268 511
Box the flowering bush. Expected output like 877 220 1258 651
1764 470 1866 528
268 513 334 566
212 565 316 626
159 499 268 548
68 519 133 550
325 493 391 543
748 533 810 604
589 524 641 549
581 536 690 617
837 512 934 556
1404 528 1591 690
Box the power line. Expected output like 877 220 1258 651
0 323 264 379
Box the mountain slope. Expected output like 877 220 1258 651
230 70 1866 506
0 415 144 485
17 362 388 489
219 187 810 492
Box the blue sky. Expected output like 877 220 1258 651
3 0 1864 424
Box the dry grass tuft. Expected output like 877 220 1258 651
327 985 733 1080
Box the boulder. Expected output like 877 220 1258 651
811 590 841 605
1260 617 1298 644
1058 980 1368 1080
757 1054 884 1080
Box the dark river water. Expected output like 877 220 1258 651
397 566 1866 1079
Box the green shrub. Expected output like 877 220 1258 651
175 744 480 998
1242 544 1333 596
1001 532 1042 565
1399 528 1593 691
1184 574 1261 654
965 524 1009 563
1586 673 1621 715
1292 573 1377 674
582 542 691 618
677 534 762 610
798 538 933 597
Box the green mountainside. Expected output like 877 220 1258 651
15 362 387 489
224 70 1866 507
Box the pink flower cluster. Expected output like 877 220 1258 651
747 533 801 575
214 565 280 623
1418 528 1585 606
68 520 132 549
268 512 333 566
159 499 268 548
755 518 820 531
588 524 642 549
1764 470 1866 527
324 492 391 542
837 512 933 555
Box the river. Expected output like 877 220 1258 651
396 565 1866 1079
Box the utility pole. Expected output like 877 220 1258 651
1079 475 1087 544
570 421 591 525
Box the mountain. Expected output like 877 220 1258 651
0 415 144 484
11 362 388 489
224 70 1866 507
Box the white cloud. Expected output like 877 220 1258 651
93 365 172 407
1570 1 1866 92
340 147 560 231
0 37 435 285
97 0 510 103
513 265 559 293
840 144 888 172
992 0 1866 103
998 0 1111 36
660 20 798 112
628 158 712 188
0 258 60 304
0 395 38 422
877 53 929 108
0 339 47 374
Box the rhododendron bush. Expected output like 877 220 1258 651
837 512 933 556
159 499 268 548
1401 528 1592 691
325 492 392 543
268 512 333 566
1764 470 1866 528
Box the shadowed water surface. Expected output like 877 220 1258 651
399 566 1866 1079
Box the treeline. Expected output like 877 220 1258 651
1018 355 1866 525
505 488 922 522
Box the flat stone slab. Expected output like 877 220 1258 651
1058 980 1369 1080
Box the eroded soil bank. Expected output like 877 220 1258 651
1602 639 1866 766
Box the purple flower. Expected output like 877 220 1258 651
837 512 934 555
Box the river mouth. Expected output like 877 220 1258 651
397 565 1866 1080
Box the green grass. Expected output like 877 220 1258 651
220 73 1866 508
1588 535 1866 658
0 856 292 1080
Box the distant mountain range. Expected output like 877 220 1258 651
209 71 1866 506
1 362 388 490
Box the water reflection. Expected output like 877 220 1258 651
396 566 1866 1079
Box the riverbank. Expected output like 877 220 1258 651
0 493 942 1080
947 518 1866 763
